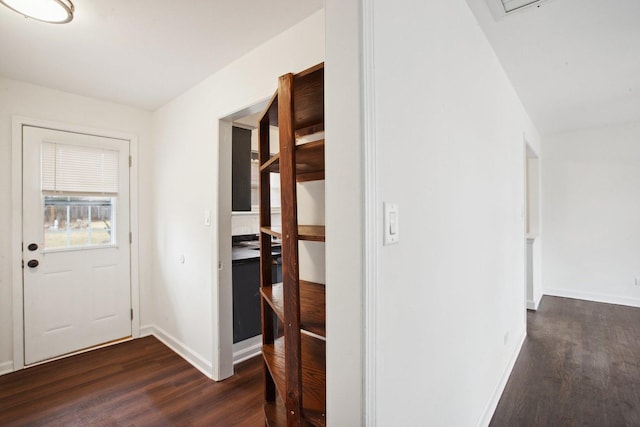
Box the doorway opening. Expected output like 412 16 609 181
218 99 275 377
525 142 541 310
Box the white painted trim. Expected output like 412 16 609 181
0 361 14 376
232 335 262 365
215 118 234 381
543 289 640 308
129 137 141 339
10 116 141 371
147 325 214 379
11 117 24 372
527 292 542 310
477 329 527 427
139 325 155 337
362 0 378 424
215 99 270 382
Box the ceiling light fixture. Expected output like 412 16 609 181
0 0 74 24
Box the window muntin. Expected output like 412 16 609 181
43 196 116 250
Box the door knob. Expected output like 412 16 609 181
27 260 39 268
28 243 38 251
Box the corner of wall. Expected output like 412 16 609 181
477 329 527 427
142 325 214 379
0 360 14 376
527 293 542 310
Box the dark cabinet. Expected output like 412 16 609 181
232 259 260 343
231 126 252 212
232 254 282 344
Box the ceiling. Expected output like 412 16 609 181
466 0 640 135
0 0 323 111
1 1 637 135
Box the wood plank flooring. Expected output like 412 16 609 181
3 297 638 426
0 336 263 426
491 296 640 427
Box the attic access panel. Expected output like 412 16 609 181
501 0 541 13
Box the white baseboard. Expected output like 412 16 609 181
527 293 542 310
143 325 214 379
544 288 640 308
232 335 262 364
0 360 14 376
477 329 527 427
139 324 155 337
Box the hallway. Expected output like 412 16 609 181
490 296 640 426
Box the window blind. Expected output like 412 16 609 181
41 142 119 194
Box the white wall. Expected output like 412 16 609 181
325 0 364 424
542 122 640 307
369 0 539 425
149 11 325 379
0 76 153 372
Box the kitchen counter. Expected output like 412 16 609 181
232 243 281 263
232 246 261 262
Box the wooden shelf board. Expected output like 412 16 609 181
298 225 325 242
264 401 322 427
260 91 279 128
261 285 284 324
293 65 324 131
262 334 326 415
260 153 280 173
295 122 324 139
296 62 325 78
299 333 326 413
262 339 287 402
262 281 326 338
295 140 325 174
260 139 325 183
259 64 324 134
261 225 325 242
297 171 325 183
304 409 326 427
264 401 286 427
300 280 326 337
261 226 282 239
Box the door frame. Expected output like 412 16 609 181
216 99 268 380
11 116 141 371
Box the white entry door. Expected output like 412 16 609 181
22 126 132 365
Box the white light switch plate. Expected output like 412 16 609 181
383 202 399 245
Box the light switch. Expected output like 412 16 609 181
389 211 398 235
204 210 211 226
384 202 399 245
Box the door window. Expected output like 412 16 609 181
40 141 120 251
43 195 116 250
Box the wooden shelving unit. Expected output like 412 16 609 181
258 62 326 427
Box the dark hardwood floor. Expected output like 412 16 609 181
491 296 640 427
4 297 638 426
0 336 264 426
